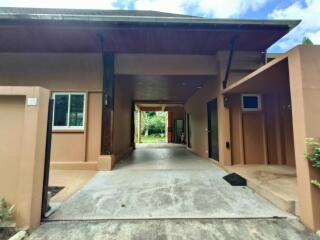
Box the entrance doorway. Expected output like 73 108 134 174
187 113 192 148
174 119 184 143
135 111 168 144
207 98 219 161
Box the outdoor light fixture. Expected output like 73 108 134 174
224 96 230 108
104 93 109 106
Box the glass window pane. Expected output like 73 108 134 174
54 95 69 127
69 95 84 127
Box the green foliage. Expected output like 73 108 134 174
302 37 313 45
141 111 166 135
141 112 152 136
305 138 320 189
311 180 320 188
141 135 166 143
0 198 15 228
305 138 320 168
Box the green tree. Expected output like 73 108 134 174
141 112 155 136
150 112 166 134
141 111 166 136
302 37 313 45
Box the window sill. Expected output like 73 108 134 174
52 129 85 133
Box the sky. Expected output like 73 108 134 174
0 0 319 52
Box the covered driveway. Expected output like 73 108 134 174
29 144 318 239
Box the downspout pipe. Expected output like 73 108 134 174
222 36 238 89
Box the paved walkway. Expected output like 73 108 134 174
29 144 318 240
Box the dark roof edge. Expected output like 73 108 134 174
0 7 202 18
0 8 301 30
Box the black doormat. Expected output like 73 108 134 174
48 186 64 197
223 173 247 186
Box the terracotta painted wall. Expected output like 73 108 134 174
50 92 102 164
242 111 268 164
229 92 295 166
0 53 103 166
86 93 102 162
0 96 25 208
185 77 220 158
0 53 102 91
0 87 50 228
185 51 263 161
288 46 320 231
0 52 263 167
113 77 133 160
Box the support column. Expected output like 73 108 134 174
217 51 232 166
137 109 142 144
167 111 173 143
217 94 231 165
130 101 135 148
288 47 320 231
165 111 169 143
101 52 115 155
98 51 115 171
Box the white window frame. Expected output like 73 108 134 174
241 94 262 112
52 92 86 130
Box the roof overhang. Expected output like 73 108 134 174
223 55 289 94
0 8 300 54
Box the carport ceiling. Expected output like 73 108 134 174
117 75 212 103
0 8 299 54
0 26 292 54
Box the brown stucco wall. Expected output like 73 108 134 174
185 77 219 158
288 46 320 231
0 86 50 228
86 93 102 162
0 53 220 169
0 96 25 209
0 53 102 169
229 92 295 166
185 51 263 162
113 78 134 162
227 58 295 167
221 46 320 231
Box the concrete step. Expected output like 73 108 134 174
247 178 298 216
224 165 299 216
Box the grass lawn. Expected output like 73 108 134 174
140 135 166 143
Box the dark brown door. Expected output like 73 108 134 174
174 119 184 143
187 113 192 148
207 98 219 161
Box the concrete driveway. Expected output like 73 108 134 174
29 144 319 240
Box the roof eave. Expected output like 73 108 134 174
0 13 301 30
